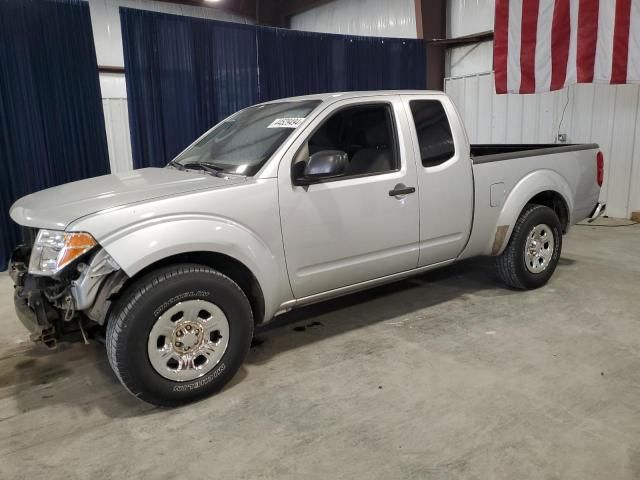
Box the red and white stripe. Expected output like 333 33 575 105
494 0 640 93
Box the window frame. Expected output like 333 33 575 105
291 101 401 186
408 99 456 168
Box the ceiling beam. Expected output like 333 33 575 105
278 0 334 17
414 0 423 39
135 1 335 27
150 0 258 20
419 0 446 90
256 0 334 26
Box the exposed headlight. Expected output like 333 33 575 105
29 230 97 276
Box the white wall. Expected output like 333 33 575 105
445 73 640 219
446 0 494 77
100 74 131 174
445 0 640 218
86 0 252 172
448 0 494 37
290 0 418 38
448 41 493 77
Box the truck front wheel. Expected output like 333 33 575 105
105 264 253 407
496 204 563 289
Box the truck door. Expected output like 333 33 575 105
277 96 420 299
401 95 474 266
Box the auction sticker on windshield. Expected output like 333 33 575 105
268 118 305 128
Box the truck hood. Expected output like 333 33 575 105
10 168 245 230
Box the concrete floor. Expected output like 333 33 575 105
1 220 639 479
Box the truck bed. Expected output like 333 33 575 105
461 142 601 260
471 144 599 164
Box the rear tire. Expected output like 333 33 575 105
106 264 253 407
496 204 562 289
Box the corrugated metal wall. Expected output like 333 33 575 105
446 0 493 77
99 74 131 173
445 72 640 218
102 98 132 173
290 0 418 38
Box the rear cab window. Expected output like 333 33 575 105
409 100 455 167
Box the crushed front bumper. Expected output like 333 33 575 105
10 243 127 347
14 288 59 348
10 245 61 348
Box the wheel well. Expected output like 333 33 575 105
123 252 265 324
527 191 570 232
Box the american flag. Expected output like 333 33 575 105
494 0 640 93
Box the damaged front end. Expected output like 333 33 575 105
10 239 128 348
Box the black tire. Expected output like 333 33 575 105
496 204 563 290
106 264 253 407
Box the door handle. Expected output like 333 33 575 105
389 184 416 197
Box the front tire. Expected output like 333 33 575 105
496 204 563 289
106 264 253 407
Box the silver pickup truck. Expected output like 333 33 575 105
9 91 605 406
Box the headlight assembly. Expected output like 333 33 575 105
28 230 97 276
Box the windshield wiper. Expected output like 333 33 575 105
167 160 185 170
186 162 222 174
170 160 247 178
176 161 226 176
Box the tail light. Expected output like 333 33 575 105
596 151 604 187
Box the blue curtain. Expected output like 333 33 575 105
256 26 427 101
0 0 109 271
120 8 259 169
121 9 427 170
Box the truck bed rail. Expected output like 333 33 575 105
471 143 599 164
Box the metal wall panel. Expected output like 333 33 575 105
290 0 418 38
445 72 640 218
102 97 133 173
99 74 132 173
446 0 494 77
448 0 494 37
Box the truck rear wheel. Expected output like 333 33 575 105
106 264 253 407
496 204 562 289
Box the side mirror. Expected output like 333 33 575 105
299 150 348 184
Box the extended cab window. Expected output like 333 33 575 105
409 100 455 167
294 103 399 181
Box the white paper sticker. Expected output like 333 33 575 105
267 117 305 129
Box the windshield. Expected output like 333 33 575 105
171 100 321 176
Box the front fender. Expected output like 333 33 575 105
92 214 290 321
492 169 573 255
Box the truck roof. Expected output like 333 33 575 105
261 90 445 104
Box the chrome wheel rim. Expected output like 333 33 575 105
147 299 229 382
524 223 555 274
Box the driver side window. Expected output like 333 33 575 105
293 103 399 183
